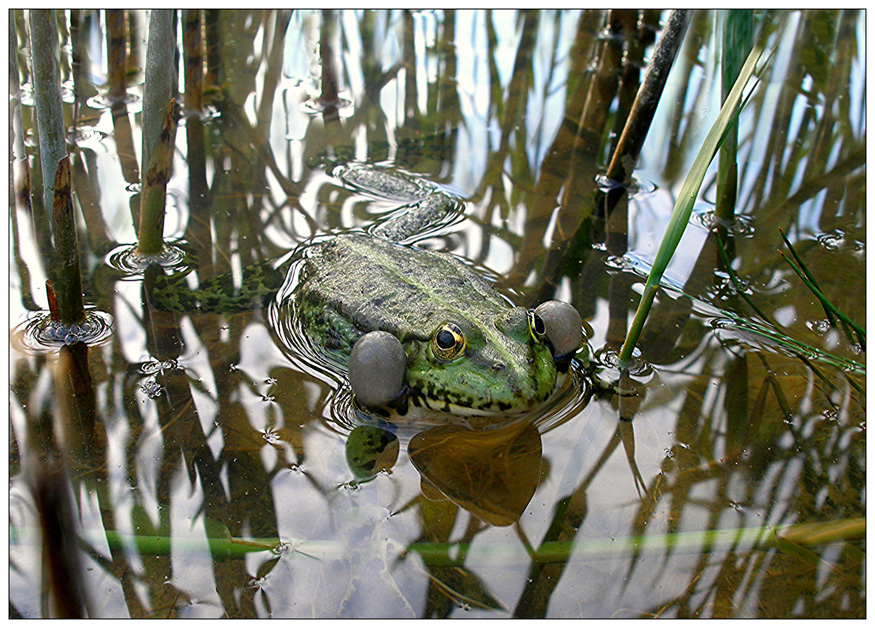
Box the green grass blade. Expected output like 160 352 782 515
777 228 865 349
778 250 866 349
11 517 863 565
618 22 770 367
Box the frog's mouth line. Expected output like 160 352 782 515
408 376 566 417
412 392 509 417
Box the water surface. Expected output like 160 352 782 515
9 9 865 618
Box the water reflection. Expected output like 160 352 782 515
410 422 543 527
9 8 866 619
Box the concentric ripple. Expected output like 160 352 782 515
16 309 114 353
106 241 194 276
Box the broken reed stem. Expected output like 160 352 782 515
141 9 176 177
136 99 177 255
51 157 86 324
605 9 691 183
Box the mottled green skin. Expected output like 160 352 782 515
294 234 557 414
151 163 562 415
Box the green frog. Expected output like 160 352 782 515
155 163 582 416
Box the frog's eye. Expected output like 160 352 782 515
432 323 466 361
527 310 548 343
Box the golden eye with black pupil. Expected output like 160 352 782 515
528 310 547 342
432 323 466 361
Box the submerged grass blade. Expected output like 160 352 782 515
12 517 861 565
778 250 865 349
618 22 769 367
710 231 863 383
779 228 836 326
777 229 865 349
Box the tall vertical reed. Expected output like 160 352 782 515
28 10 86 324
617 22 768 368
715 10 753 224
51 157 86 324
137 10 177 256
27 10 68 222
141 10 176 171
105 10 128 102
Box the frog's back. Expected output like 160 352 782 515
294 234 509 352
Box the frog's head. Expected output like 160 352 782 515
348 301 583 416
404 307 557 415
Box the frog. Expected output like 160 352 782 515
153 163 583 416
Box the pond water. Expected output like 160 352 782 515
9 9 865 618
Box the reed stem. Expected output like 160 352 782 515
141 10 176 178
105 10 128 102
136 99 177 255
715 10 753 223
27 9 68 223
51 157 86 324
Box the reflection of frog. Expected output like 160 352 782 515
345 422 542 527
155 164 582 416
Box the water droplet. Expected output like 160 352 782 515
806 319 831 334
695 211 755 237
817 232 845 250
246 577 266 590
272 541 292 556
603 255 631 271
140 379 164 398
